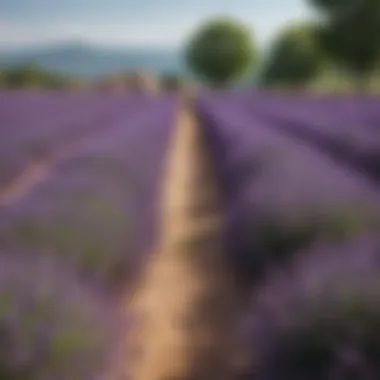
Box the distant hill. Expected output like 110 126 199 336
0 41 187 79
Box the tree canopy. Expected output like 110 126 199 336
184 17 258 87
309 0 380 87
260 22 325 87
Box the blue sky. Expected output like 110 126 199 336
0 0 313 48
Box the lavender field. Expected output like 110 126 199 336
0 89 380 379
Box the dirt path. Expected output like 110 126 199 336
107 102 250 380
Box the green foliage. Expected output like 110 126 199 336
308 0 362 18
0 65 38 88
184 17 258 87
308 0 380 27
321 207 369 241
245 204 373 278
309 0 380 88
260 22 325 87
255 215 318 264
0 65 73 89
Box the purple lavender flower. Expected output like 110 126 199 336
0 252 125 380
244 235 380 380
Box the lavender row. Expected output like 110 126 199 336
198 94 380 378
239 234 380 379
0 95 177 291
0 251 123 380
0 93 148 185
197 95 380 220
0 95 177 380
196 95 380 280
240 94 380 183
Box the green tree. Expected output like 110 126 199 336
1 65 71 89
260 22 325 87
184 17 258 87
309 0 380 89
309 0 365 19
3 65 41 88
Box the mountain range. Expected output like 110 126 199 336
0 41 187 78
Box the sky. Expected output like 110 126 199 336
0 0 314 49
